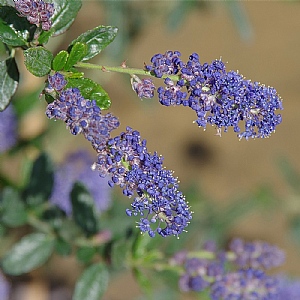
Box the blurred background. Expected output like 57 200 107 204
2 0 300 299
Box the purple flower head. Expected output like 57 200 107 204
45 73 120 151
45 73 191 238
93 126 192 238
157 78 187 106
178 257 224 292
50 150 111 215
277 275 300 300
145 51 184 78
174 238 286 297
229 238 285 270
14 0 55 31
131 76 155 99
0 272 10 300
0 105 18 153
210 268 279 300
169 250 188 266
147 51 283 139
179 274 210 293
46 72 67 93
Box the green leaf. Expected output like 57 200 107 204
24 153 54 206
225 1 253 41
133 267 152 296
0 19 27 46
38 28 54 45
0 1 14 5
64 42 87 71
24 47 53 77
132 232 152 260
66 78 111 110
111 237 132 270
67 71 84 79
42 206 66 229
55 238 72 256
52 50 69 71
0 187 27 227
139 287 179 300
58 219 82 242
45 93 55 104
73 263 109 300
69 25 118 61
71 182 100 236
0 57 19 111
167 0 196 32
0 223 6 237
76 246 97 264
0 6 34 46
1 233 55 275
51 0 82 36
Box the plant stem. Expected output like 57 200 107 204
75 62 151 76
75 62 180 81
27 213 54 235
187 250 216 260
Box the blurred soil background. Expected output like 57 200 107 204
5 0 300 299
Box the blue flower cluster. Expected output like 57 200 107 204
45 72 192 238
0 105 17 153
50 150 111 215
211 268 278 300
45 74 119 151
93 126 192 237
178 256 223 293
13 0 54 31
229 237 285 270
145 51 183 78
277 276 300 300
0 272 10 300
145 51 283 139
131 76 155 99
172 238 285 299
